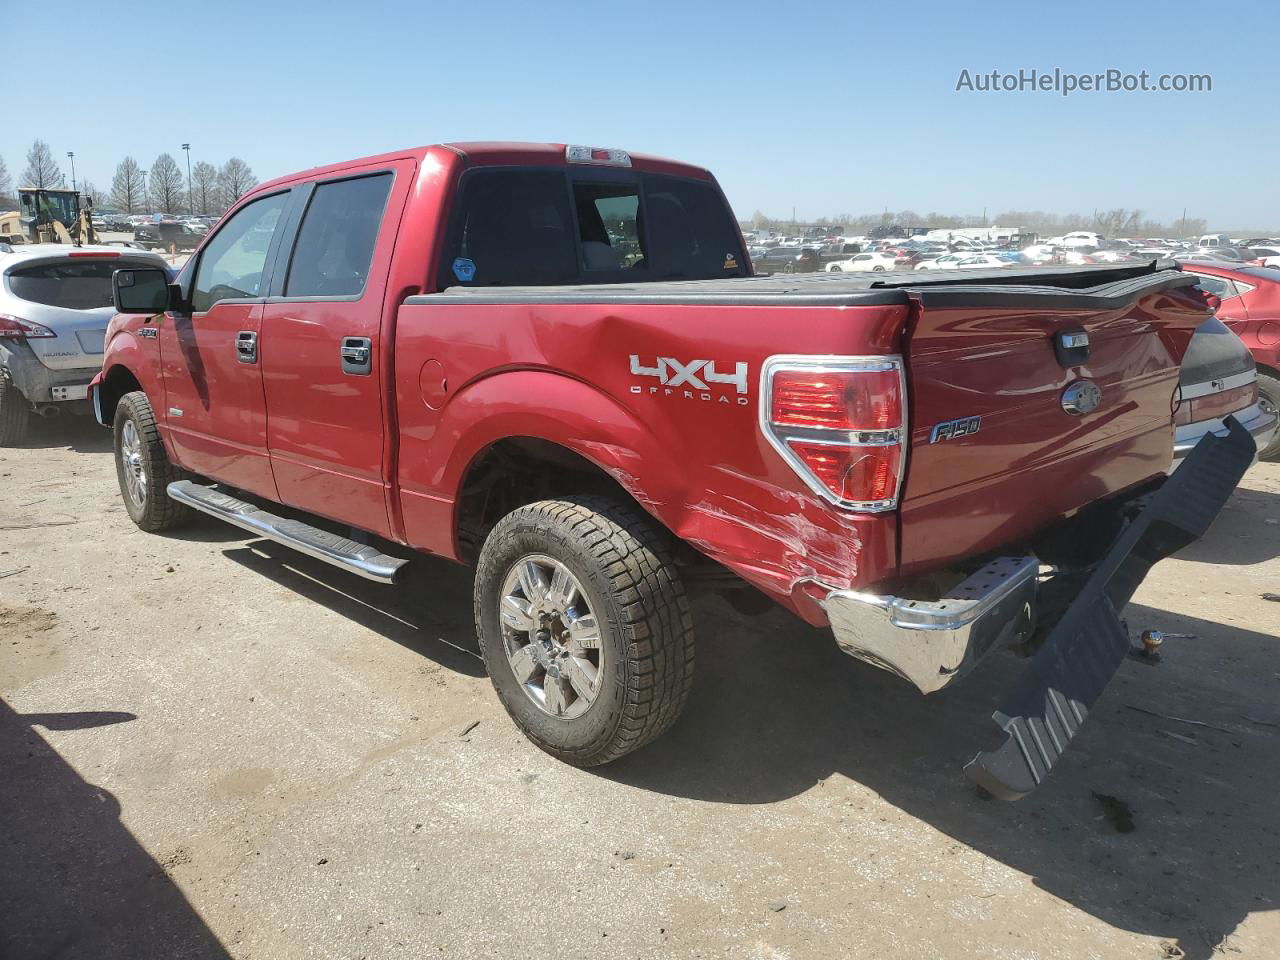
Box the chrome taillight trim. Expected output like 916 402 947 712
759 354 908 513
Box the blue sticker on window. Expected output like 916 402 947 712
452 257 476 282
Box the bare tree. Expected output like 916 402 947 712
216 157 257 211
190 161 219 216
80 180 99 204
149 153 185 214
0 155 12 211
21 139 65 188
110 157 146 214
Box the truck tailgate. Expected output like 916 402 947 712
897 270 1207 574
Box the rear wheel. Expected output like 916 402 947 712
474 496 694 766
0 368 32 446
113 391 193 532
872 265 886 272
782 262 795 274
1257 371 1280 461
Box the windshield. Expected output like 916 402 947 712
8 258 160 310
24 191 79 225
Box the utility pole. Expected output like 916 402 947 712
67 151 77 191
1180 207 1187 237
182 143 192 214
140 170 149 214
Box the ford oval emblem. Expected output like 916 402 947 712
1060 379 1102 416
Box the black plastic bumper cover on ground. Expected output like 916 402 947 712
964 416 1257 800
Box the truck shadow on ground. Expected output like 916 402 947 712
0 699 231 959
15 414 112 453
222 538 485 678
208 524 1278 958
600 598 1280 960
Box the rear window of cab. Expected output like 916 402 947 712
438 168 748 288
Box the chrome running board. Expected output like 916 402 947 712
167 480 408 583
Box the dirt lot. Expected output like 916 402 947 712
2 416 1278 960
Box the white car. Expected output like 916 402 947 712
827 252 897 273
1021 243 1062 263
954 254 1011 269
915 253 970 270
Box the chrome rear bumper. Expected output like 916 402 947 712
1171 400 1275 469
822 555 1039 694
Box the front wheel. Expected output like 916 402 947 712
113 391 193 532
1257 371 1280 461
474 496 694 766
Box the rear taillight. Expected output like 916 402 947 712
761 356 906 512
0 314 56 339
1191 381 1258 421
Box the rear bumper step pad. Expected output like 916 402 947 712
166 480 408 583
964 416 1256 800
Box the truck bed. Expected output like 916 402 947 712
413 260 1181 307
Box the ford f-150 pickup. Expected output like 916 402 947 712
92 142 1256 799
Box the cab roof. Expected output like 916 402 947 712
252 141 712 195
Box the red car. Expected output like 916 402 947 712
1176 261 1280 459
92 142 1250 799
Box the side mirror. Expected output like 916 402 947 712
113 267 172 314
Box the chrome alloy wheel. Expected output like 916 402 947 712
119 419 147 507
499 555 603 720
1258 389 1278 449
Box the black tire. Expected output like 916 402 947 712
0 368 32 446
782 262 795 274
1257 371 1280 461
872 265 886 272
113 391 193 532
829 265 842 273
474 496 694 766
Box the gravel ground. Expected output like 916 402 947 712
2 416 1278 960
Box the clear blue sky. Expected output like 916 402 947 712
6 0 1276 229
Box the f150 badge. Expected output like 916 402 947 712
629 355 750 405
929 416 981 443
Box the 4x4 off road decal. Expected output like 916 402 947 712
629 355 750 405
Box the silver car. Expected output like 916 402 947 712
1171 314 1277 470
0 243 168 444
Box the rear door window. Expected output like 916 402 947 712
285 173 393 298
1189 273 1240 300
7 258 163 309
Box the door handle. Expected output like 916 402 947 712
236 330 258 364
341 336 372 376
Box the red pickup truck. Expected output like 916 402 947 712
93 142 1255 799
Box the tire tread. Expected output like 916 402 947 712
475 495 694 766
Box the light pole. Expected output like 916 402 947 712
182 143 192 214
140 170 148 215
67 151 77 191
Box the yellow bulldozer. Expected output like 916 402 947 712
14 187 99 245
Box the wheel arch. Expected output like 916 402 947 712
426 370 688 564
97 362 144 424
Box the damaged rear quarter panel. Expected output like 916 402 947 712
393 300 908 612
